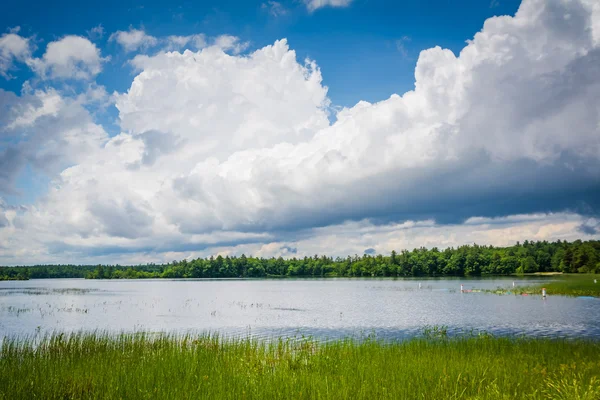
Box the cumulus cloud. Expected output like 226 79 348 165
304 0 353 12
0 88 108 194
28 36 107 79
121 39 329 158
212 35 250 54
109 28 158 52
124 0 599 236
2 0 600 264
1 33 106 80
0 31 32 78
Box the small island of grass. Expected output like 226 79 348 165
487 274 600 298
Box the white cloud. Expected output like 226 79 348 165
262 1 288 17
1 211 596 265
75 84 111 108
147 33 244 53
212 35 250 54
87 25 105 41
145 0 600 235
395 36 411 59
121 39 329 158
221 213 597 259
304 0 353 12
7 90 63 129
0 88 109 194
1 0 600 264
109 28 158 52
1 33 106 80
28 36 107 80
165 34 207 51
0 32 32 78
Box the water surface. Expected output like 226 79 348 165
1 278 598 340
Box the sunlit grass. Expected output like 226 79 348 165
1 332 600 399
533 274 600 297
487 274 600 297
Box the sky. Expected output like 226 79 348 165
0 0 599 265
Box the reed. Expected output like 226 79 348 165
487 274 600 297
531 274 600 297
1 332 600 399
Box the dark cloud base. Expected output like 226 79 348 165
221 153 600 236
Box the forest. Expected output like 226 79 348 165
1 239 599 281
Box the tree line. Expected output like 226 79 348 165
0 264 98 281
1 239 599 281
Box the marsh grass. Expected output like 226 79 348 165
1 332 600 399
531 274 600 297
487 274 600 297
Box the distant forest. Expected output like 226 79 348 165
1 240 599 281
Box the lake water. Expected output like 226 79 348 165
1 278 599 340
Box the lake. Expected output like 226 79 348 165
1 277 599 340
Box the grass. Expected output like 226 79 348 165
487 274 600 297
530 274 600 297
1 332 600 399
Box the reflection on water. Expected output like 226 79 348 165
0 278 598 340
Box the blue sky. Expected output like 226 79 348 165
0 0 599 264
2 0 521 108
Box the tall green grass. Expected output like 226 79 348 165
489 274 600 297
1 332 600 399
535 274 600 297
